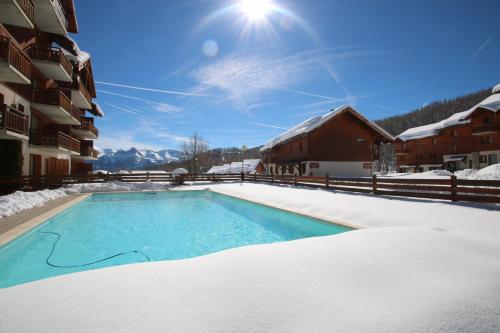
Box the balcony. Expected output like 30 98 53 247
0 36 31 84
73 145 99 160
472 123 499 135
0 0 35 28
31 89 81 125
71 77 92 109
32 0 69 35
72 117 98 139
0 104 28 139
29 129 80 154
28 46 72 82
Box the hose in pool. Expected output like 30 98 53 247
39 231 151 268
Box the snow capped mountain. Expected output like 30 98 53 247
93 147 184 171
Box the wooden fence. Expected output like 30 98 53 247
0 173 499 204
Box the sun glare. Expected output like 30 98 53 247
239 0 274 21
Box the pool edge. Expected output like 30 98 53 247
207 188 360 230
0 194 92 247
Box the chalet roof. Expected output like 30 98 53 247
493 83 500 94
207 160 262 174
397 92 500 141
260 105 394 152
89 102 104 117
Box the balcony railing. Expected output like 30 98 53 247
0 36 31 80
16 0 35 23
0 104 29 136
52 0 68 30
29 129 80 153
80 146 99 159
72 77 92 105
472 123 499 134
75 117 98 137
32 89 81 120
28 46 72 77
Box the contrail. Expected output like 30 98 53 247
95 81 207 97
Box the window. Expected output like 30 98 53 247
288 165 293 174
489 154 498 166
480 136 493 144
281 165 286 174
300 164 306 175
432 138 437 145
479 155 487 164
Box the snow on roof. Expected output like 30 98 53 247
62 36 90 67
260 106 393 151
492 83 500 94
91 102 104 117
207 160 262 174
398 92 500 141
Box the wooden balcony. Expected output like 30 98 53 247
472 123 499 135
0 0 35 29
71 77 92 109
28 46 72 82
32 89 81 125
0 104 28 139
0 35 31 84
72 117 98 139
78 145 99 160
29 129 80 154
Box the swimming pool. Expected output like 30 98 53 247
0 191 350 288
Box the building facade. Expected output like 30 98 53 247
0 0 102 178
395 88 500 173
261 106 394 177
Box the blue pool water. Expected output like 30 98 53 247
0 191 350 288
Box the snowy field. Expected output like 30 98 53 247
0 182 499 332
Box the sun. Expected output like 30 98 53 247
239 0 274 21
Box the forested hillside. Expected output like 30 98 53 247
375 88 492 136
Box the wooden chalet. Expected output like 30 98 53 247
395 86 500 172
0 0 102 177
260 106 394 177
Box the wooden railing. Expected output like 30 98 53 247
72 77 92 105
29 130 80 153
16 0 35 25
0 36 31 80
0 104 28 136
76 117 98 137
472 123 499 134
1 173 500 204
28 46 72 78
32 89 81 121
80 146 99 159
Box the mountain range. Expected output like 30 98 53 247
93 148 184 171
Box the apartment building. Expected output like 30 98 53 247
260 106 394 177
0 0 102 177
395 86 500 172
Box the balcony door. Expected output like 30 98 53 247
46 157 69 177
29 154 42 176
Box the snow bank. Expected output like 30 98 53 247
0 189 67 219
207 159 262 174
63 181 171 194
1 227 499 332
0 182 173 219
455 164 500 180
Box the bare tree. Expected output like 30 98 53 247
181 132 209 173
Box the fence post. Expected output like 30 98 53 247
451 175 458 202
106 171 109 182
372 174 378 195
212 172 215 182
146 172 149 181
271 174 274 183
241 172 245 182
294 175 298 186
254 173 257 182
325 173 330 189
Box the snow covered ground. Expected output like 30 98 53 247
0 182 172 219
379 163 500 180
1 183 499 332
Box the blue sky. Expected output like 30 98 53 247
73 0 500 151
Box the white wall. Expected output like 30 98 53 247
306 161 372 177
